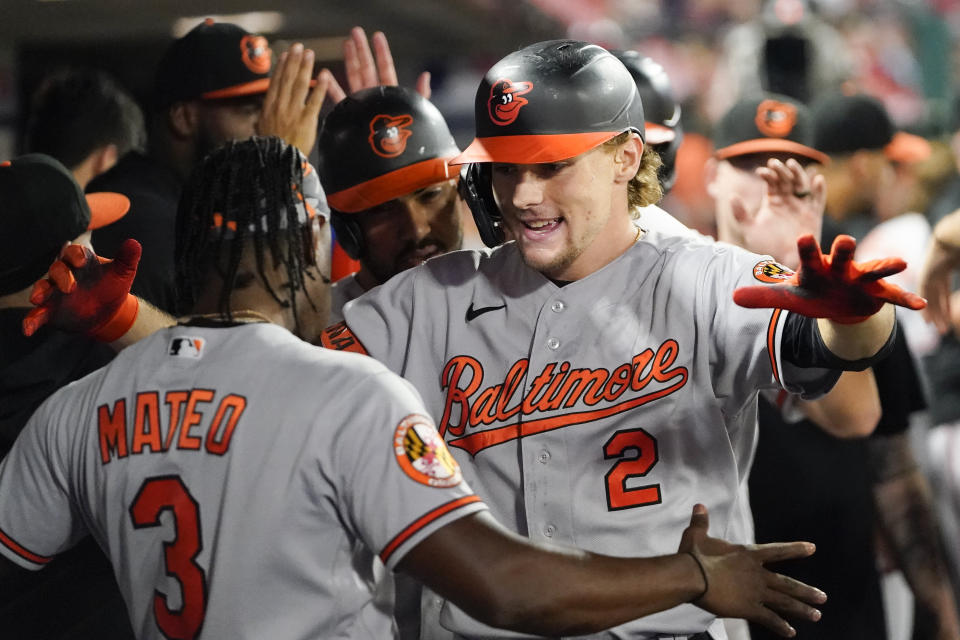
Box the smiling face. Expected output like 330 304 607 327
354 178 463 288
490 136 640 281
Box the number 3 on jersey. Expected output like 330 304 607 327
129 476 207 640
603 428 662 510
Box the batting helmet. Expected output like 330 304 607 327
451 40 645 247
317 85 461 259
612 51 683 194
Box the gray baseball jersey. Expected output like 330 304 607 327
0 321 485 640
331 272 367 324
323 230 837 638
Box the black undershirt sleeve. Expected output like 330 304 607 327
780 311 897 371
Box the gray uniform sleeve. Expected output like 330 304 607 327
321 267 421 373
330 370 486 570
0 395 87 570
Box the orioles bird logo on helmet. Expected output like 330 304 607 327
488 79 533 126
240 35 272 74
755 100 797 138
368 114 415 158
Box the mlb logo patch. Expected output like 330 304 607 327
169 337 204 359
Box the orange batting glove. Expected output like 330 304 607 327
23 238 141 341
734 234 926 323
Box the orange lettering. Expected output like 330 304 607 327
164 391 189 451
98 399 128 464
132 392 162 454
206 395 246 455
178 389 214 451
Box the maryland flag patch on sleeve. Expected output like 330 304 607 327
394 415 462 488
752 259 795 283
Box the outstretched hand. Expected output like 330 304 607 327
734 234 926 323
23 239 141 342
678 504 825 638
324 27 432 104
258 42 330 156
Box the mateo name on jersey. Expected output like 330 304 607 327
97 389 247 464
438 339 688 456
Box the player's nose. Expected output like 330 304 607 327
403 202 432 241
510 169 544 210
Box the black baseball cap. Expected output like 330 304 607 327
154 19 273 108
0 154 130 296
811 92 930 164
451 40 644 165
713 93 828 164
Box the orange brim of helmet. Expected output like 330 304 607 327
714 138 829 165
327 157 456 213
86 192 131 230
450 131 629 165
884 131 931 164
645 123 675 146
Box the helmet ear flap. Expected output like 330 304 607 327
458 164 504 248
330 211 364 260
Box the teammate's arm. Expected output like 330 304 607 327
399 505 825 638
798 369 881 438
869 433 960 640
919 208 960 334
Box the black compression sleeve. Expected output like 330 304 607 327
781 312 897 371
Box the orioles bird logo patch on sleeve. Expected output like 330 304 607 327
394 414 462 487
752 259 795 283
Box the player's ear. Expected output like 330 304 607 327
167 101 200 140
613 134 643 184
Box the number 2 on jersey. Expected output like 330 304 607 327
603 428 662 510
129 476 207 640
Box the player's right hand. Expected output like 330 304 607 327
677 504 826 638
23 238 141 342
324 26 432 104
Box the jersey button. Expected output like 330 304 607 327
543 524 556 538
551 301 565 313
537 450 550 464
546 337 560 350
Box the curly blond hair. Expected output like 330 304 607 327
604 131 663 215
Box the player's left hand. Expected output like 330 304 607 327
23 239 141 341
258 42 330 156
733 234 926 323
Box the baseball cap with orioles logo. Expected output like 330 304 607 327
0 154 130 296
712 93 829 164
153 18 273 108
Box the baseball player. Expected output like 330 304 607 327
318 84 466 321
320 40 924 639
1 137 829 639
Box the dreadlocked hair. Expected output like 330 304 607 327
175 136 317 329
604 131 664 214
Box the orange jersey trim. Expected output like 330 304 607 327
380 495 483 564
326 157 455 213
767 308 783 386
319 321 369 354
0 525 53 566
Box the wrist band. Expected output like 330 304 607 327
91 294 140 343
685 551 709 602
